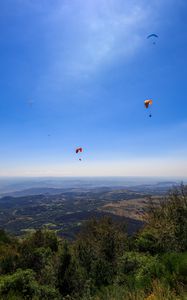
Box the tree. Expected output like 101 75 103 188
57 241 85 298
74 217 128 286
18 229 59 271
0 269 60 300
136 185 187 253
0 231 19 275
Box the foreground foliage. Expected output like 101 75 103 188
0 186 187 299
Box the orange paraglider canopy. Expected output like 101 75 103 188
144 99 153 109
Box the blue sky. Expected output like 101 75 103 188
0 0 187 177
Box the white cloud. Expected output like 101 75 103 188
36 0 171 91
62 2 146 74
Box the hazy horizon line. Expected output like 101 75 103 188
0 175 186 180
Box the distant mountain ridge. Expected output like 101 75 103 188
0 186 122 198
0 187 66 197
0 180 180 199
0 176 183 196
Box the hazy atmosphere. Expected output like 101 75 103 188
1 0 187 176
0 3 187 299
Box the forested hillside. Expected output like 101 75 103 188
0 186 187 300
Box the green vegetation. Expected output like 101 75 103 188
0 186 187 299
0 188 146 238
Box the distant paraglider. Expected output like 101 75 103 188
76 147 83 154
28 100 34 108
144 99 153 118
147 34 158 45
76 147 83 161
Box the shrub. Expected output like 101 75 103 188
116 252 159 291
0 269 60 300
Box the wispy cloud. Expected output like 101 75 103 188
35 0 172 91
55 1 146 75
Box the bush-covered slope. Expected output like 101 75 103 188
0 186 187 299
